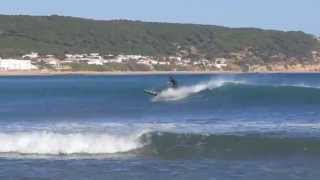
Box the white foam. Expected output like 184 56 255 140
0 121 178 155
0 121 319 155
153 79 243 101
0 131 144 155
279 82 320 89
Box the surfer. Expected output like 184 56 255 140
144 76 179 96
168 76 178 89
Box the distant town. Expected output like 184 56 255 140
1 48 320 73
0 52 230 72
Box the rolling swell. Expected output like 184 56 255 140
211 83 320 104
138 132 320 159
213 83 320 101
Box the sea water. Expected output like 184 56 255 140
0 73 320 180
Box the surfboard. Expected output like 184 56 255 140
144 89 158 96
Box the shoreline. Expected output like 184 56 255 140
0 70 320 76
0 71 239 76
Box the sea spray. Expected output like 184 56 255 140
153 79 244 101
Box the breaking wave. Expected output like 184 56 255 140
0 131 144 155
152 78 320 104
1 122 320 159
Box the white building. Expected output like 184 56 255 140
200 59 210 65
137 60 151 65
88 59 103 65
214 58 228 69
182 59 191 64
105 58 123 63
168 56 182 61
158 61 170 65
22 52 39 59
65 54 86 60
193 61 201 65
149 60 159 65
125 55 143 60
90 53 100 57
88 53 102 60
0 59 38 70
65 54 74 59
137 59 158 65
47 59 61 68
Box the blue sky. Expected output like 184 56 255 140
0 0 319 35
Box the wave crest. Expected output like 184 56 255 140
0 131 144 155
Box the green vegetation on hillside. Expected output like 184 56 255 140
0 14 319 59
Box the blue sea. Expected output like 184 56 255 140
1 73 320 180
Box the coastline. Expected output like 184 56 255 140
0 70 241 76
0 70 319 76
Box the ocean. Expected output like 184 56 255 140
0 73 320 180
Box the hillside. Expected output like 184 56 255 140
0 14 319 61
